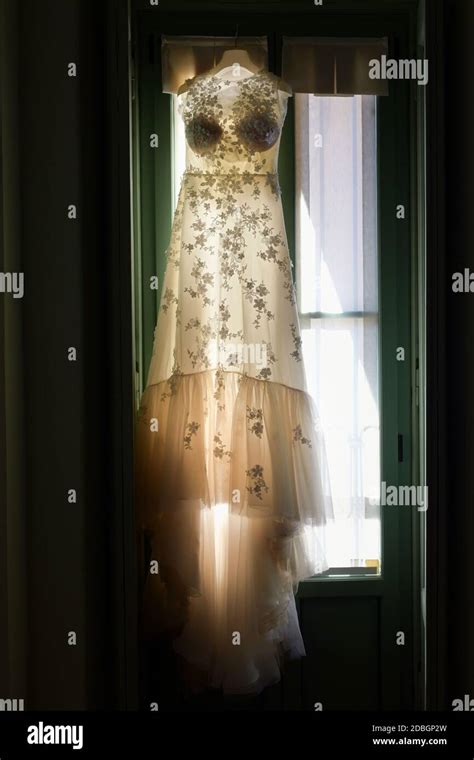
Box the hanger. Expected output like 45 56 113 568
208 26 257 75
178 30 291 95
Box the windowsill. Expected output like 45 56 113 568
308 567 382 581
297 569 384 598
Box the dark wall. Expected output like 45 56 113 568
18 0 109 708
445 0 474 708
0 0 27 701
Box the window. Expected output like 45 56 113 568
295 94 380 572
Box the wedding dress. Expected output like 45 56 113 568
135 65 333 695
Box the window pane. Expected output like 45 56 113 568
295 94 380 571
295 95 378 315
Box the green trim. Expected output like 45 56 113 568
133 26 173 396
376 23 417 707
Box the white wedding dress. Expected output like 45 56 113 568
135 66 333 695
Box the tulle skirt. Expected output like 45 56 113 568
135 368 332 694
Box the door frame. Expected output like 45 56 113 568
105 0 446 710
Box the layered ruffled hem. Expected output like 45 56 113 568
135 369 333 694
136 369 333 528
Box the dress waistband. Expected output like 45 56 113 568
183 170 278 177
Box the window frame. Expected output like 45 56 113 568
119 0 428 709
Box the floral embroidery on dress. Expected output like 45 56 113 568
185 319 215 369
213 367 226 411
265 172 281 197
184 258 215 305
154 70 303 390
290 323 302 362
246 407 264 438
160 364 182 401
231 72 280 159
246 464 269 500
174 71 295 343
181 70 282 171
293 424 312 448
256 342 276 380
183 186 294 331
161 287 178 313
184 420 200 450
213 432 231 460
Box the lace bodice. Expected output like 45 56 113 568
178 68 291 176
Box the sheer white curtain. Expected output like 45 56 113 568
295 94 381 570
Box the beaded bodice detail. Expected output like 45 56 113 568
178 68 290 176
